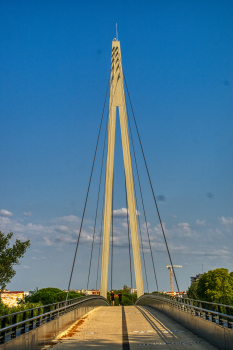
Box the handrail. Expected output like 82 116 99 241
136 294 233 329
0 295 87 320
0 296 106 333
153 293 233 309
0 295 109 344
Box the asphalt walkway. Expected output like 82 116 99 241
43 305 217 349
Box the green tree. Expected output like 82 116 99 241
25 287 83 305
0 231 30 291
197 268 233 305
187 281 199 299
123 284 130 292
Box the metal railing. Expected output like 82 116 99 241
0 295 108 344
136 293 233 329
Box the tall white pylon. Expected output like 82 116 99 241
100 40 144 298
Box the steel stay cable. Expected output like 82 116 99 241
136 206 149 294
96 191 105 290
123 72 180 293
126 103 159 291
118 54 149 293
121 85 152 292
66 60 121 300
121 89 149 293
87 110 109 290
95 128 111 290
65 75 110 302
127 135 149 293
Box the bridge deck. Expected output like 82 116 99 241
44 305 217 349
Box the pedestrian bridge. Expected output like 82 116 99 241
1 38 232 350
0 294 232 350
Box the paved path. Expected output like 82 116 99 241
43 305 217 349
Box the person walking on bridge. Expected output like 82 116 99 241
118 291 122 306
110 291 115 306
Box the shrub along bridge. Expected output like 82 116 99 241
1 39 232 350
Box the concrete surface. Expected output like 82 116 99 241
42 305 218 349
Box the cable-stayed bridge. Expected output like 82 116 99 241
0 39 232 350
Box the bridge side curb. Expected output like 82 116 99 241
0 298 108 350
137 296 233 350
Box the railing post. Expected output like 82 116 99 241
211 304 215 322
42 306 46 324
195 302 199 316
54 304 57 319
0 317 6 343
29 309 34 330
21 311 26 334
226 307 231 328
199 301 203 318
47 306 51 322
36 308 40 327
11 314 17 339
206 305 209 320
218 305 223 325
51 305 55 320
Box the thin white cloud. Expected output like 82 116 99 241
0 211 231 270
154 223 166 235
196 219 206 226
50 215 80 224
113 207 140 217
23 266 29 268
177 223 191 236
23 211 32 217
43 237 53 246
0 209 13 217
219 216 233 229
54 225 70 234
171 215 177 218
142 222 151 229
216 228 223 236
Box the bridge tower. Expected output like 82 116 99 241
100 39 144 298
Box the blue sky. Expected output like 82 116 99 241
0 0 232 293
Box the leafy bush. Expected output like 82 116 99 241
0 287 84 329
0 298 43 329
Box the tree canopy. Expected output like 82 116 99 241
0 231 30 291
187 268 233 305
25 287 83 305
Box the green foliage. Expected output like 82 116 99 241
187 281 199 299
107 289 137 306
187 268 233 308
0 231 30 291
0 298 9 315
197 268 233 305
122 285 130 292
25 287 83 305
0 288 84 329
0 298 43 328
